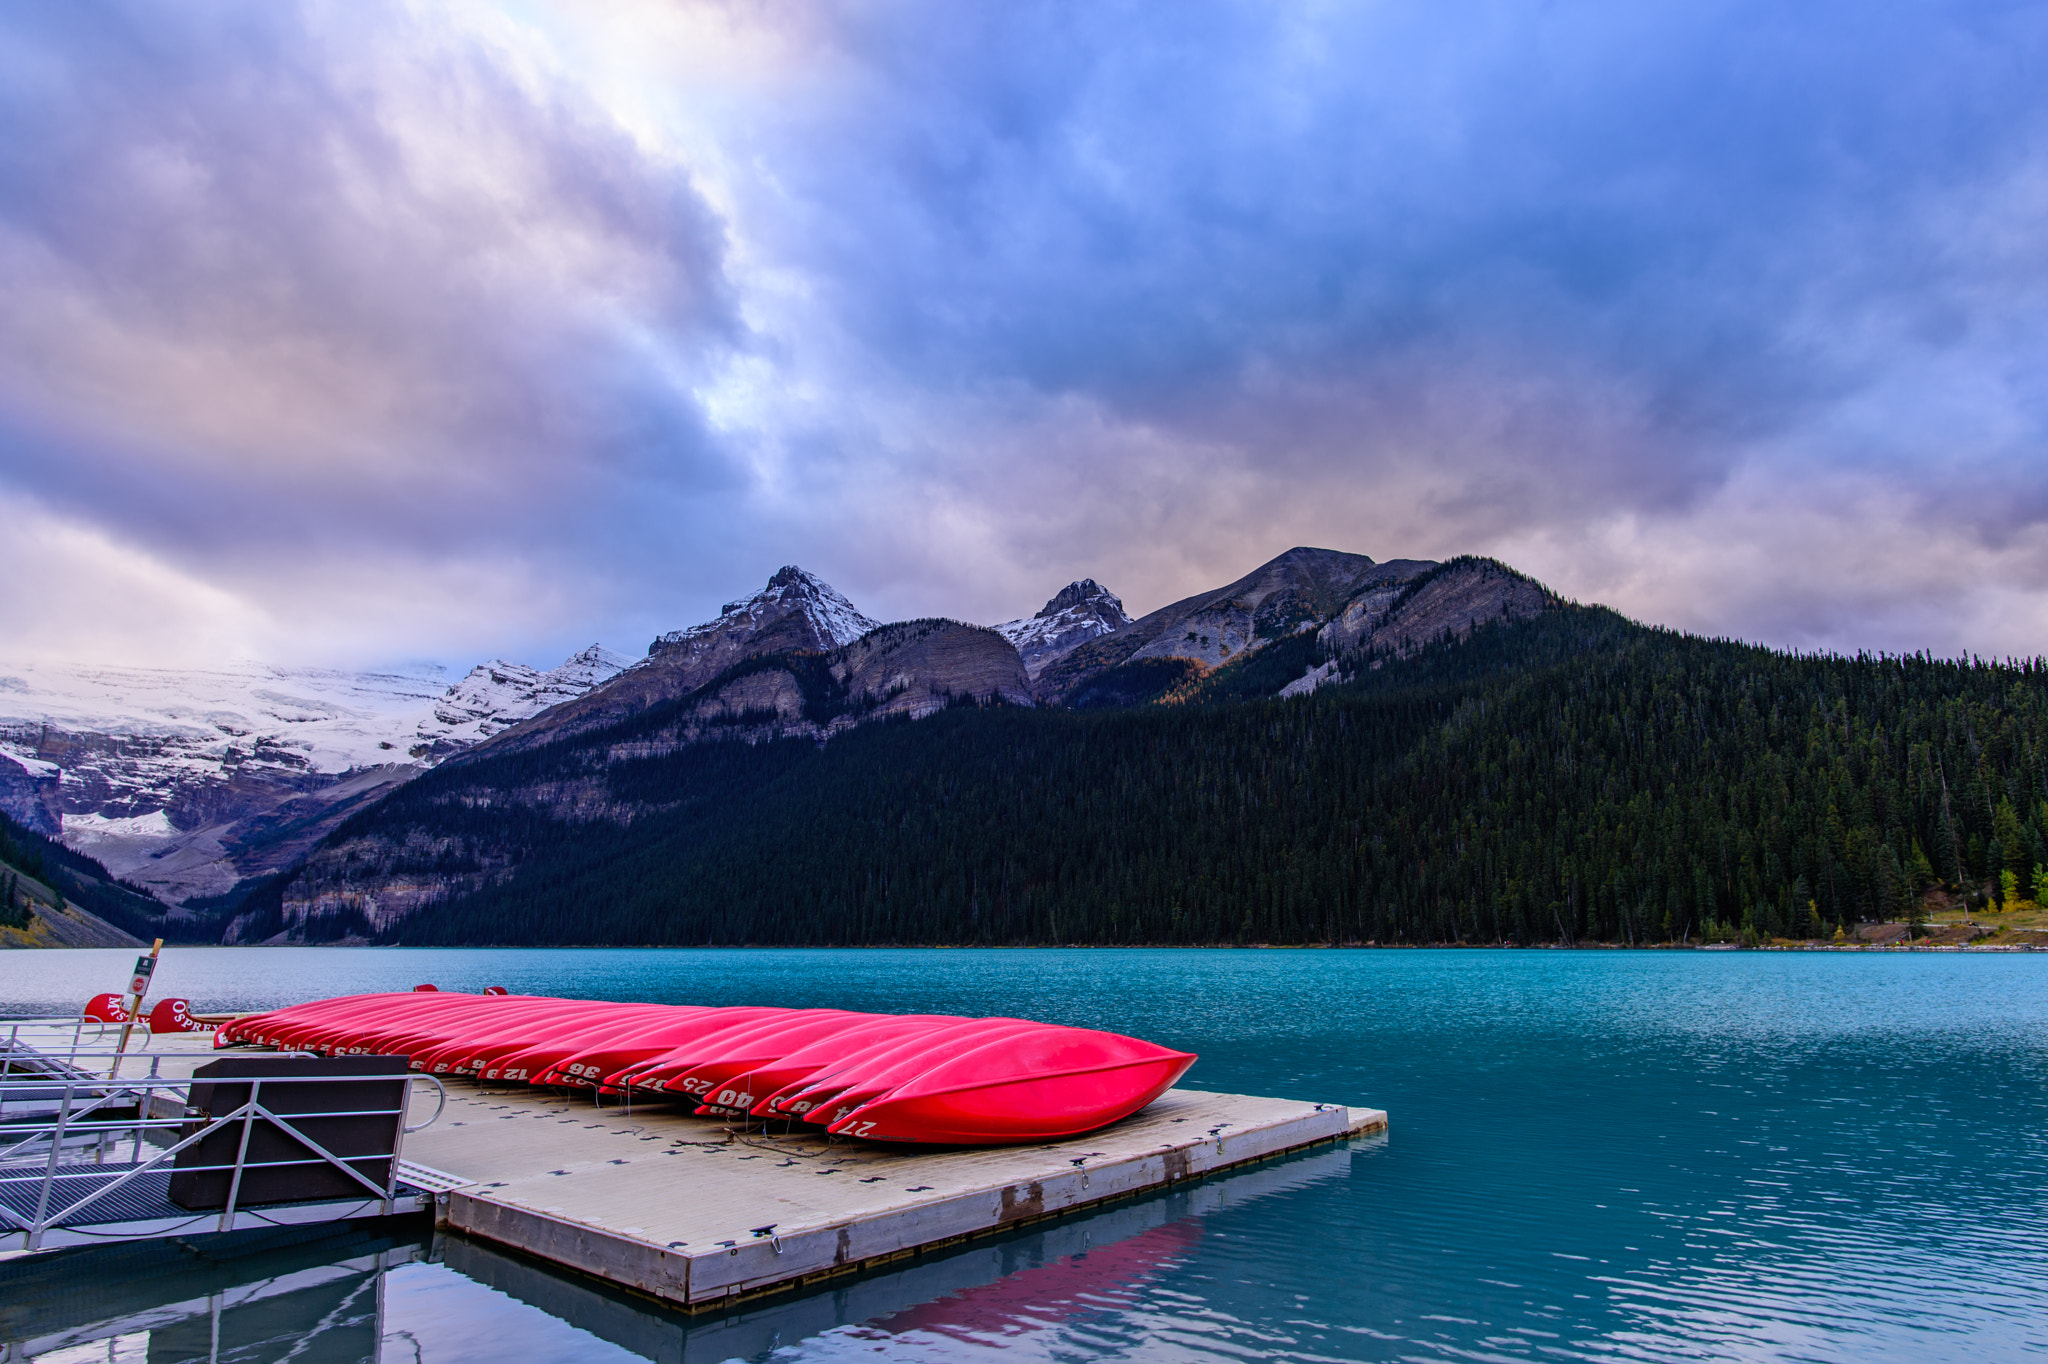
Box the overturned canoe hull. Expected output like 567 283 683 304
212 991 1196 1146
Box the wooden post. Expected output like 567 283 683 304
109 938 163 1079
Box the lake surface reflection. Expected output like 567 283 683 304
2 947 2044 1362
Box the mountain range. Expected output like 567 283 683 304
16 541 2031 952
0 546 1536 931
0 646 629 904
264 548 1548 942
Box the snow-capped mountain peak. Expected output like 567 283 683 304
410 644 631 758
993 579 1134 680
547 643 636 691
0 645 631 902
650 566 878 658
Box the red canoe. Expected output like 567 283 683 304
314 996 683 1074
216 992 397 1046
826 1026 1197 1144
645 1011 885 1109
463 1006 706 1081
755 1018 987 1117
213 991 1196 1144
332 996 558 1057
410 1001 673 1073
789 1018 1046 1127
491 1011 710 1085
552 1006 794 1088
629 1009 867 1095
281 992 526 1052
731 1015 963 1116
232 992 461 1049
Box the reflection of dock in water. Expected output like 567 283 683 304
0 1146 1361 1363
0 1220 428 1363
440 1143 1359 1364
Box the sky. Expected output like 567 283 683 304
3 0 2047 670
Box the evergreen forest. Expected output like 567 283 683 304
332 605 2048 947
0 810 178 940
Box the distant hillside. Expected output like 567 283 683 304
262 601 2048 947
0 811 154 947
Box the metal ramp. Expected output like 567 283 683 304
0 1162 436 1253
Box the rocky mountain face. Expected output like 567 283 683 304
14 547 1562 942
1321 557 1553 657
573 617 1036 765
278 597 1036 939
993 580 1133 680
1279 558 1558 697
0 647 628 904
0 751 60 836
652 565 878 662
475 567 882 757
668 617 1033 737
1034 548 1430 703
267 549 1560 942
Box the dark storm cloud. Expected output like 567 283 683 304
4 0 2047 663
697 0 2048 650
763 1 2038 459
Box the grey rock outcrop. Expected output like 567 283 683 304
608 617 1034 753
1038 548 1431 701
0 753 61 835
1323 557 1554 658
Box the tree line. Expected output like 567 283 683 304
351 605 2048 946
0 810 181 940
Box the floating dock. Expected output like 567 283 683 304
52 1032 1387 1310
398 1075 1384 1310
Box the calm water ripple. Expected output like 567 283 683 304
2 948 2043 1362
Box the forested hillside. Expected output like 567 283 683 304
0 810 172 941
312 606 2048 946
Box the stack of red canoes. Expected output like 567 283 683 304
215 992 1196 1146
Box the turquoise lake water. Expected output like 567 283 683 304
3 947 2045 1362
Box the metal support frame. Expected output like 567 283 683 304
0 1043 445 1254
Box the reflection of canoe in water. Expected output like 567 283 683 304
874 1217 1204 1342
212 992 1196 1146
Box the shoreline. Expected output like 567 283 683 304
12 937 2042 953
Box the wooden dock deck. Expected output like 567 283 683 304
135 1033 1387 1310
404 1081 1384 1310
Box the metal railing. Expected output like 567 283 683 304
0 1046 445 1254
0 1015 154 1073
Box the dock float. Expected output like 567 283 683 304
400 1079 1387 1311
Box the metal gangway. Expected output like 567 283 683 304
0 1016 452 1256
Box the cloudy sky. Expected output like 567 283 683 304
3 1 2046 669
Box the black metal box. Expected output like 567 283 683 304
167 1055 409 1210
